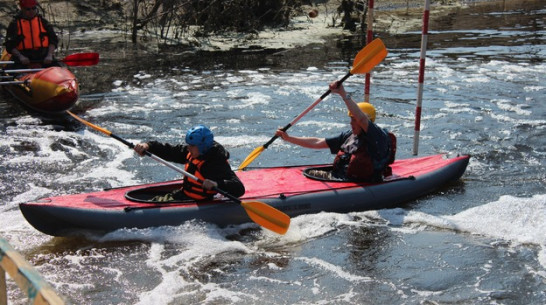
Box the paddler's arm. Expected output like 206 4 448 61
134 141 190 164
216 174 245 198
44 44 55 65
9 48 29 65
4 20 29 65
40 17 58 65
275 129 329 149
330 81 369 133
202 161 245 198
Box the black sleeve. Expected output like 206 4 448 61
325 130 351 154
4 19 20 52
146 141 189 164
201 160 246 198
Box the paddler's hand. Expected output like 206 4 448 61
275 129 289 140
43 55 53 65
329 81 347 98
134 143 149 156
202 179 218 191
18 54 30 65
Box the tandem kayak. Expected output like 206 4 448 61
19 153 470 236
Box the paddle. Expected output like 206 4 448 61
0 80 27 85
1 68 44 74
237 38 388 170
0 52 99 67
66 111 290 235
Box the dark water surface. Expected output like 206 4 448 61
1 1 545 304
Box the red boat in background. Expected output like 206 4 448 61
2 66 79 113
1 51 98 113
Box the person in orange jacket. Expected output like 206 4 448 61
4 0 59 68
134 125 245 202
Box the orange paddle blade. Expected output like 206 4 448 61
66 111 112 136
238 146 265 171
350 38 388 75
241 201 290 235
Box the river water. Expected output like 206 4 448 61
1 1 545 304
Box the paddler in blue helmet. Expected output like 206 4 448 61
276 81 396 182
134 125 245 202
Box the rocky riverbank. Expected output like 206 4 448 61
0 0 470 53
3 0 531 96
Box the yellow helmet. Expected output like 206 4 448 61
348 102 376 123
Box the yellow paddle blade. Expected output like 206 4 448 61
67 111 112 136
238 146 265 171
241 201 290 235
350 38 388 75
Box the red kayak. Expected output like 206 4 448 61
19 153 470 236
1 66 79 113
0 51 96 114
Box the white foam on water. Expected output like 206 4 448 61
268 211 395 248
227 91 271 109
52 130 141 187
523 85 544 92
494 99 533 116
214 134 274 147
11 183 52 204
383 194 546 268
490 112 546 126
296 256 373 282
95 223 256 305
5 128 79 165
0 208 34 233
297 120 346 131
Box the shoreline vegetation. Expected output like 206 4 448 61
0 0 471 53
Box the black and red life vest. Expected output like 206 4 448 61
182 153 218 200
333 129 397 181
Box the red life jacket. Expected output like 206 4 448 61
16 16 50 51
182 153 217 200
333 131 397 181
333 143 374 181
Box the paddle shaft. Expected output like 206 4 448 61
0 80 27 85
0 61 45 67
0 52 99 67
262 73 352 149
1 68 44 73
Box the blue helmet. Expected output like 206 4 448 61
185 125 214 154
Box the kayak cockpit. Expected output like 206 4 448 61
124 183 188 203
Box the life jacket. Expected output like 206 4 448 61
333 126 395 181
16 15 50 51
182 153 217 200
333 140 374 181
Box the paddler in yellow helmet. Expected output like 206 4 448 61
276 81 396 182
4 0 59 68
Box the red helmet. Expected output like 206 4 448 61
19 0 38 8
